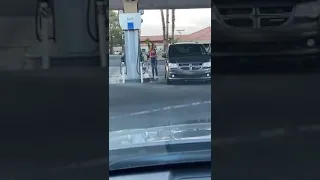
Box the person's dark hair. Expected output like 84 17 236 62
151 43 156 50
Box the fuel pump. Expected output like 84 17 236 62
35 0 52 69
118 12 143 83
35 0 56 42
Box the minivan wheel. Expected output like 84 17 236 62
165 71 172 84
166 77 173 85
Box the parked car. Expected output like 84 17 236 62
162 42 211 84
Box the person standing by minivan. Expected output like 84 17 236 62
149 44 158 79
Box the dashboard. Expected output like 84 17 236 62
110 166 211 180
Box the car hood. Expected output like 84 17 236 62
109 122 211 151
168 56 211 63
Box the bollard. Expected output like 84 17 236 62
121 62 126 83
140 61 144 83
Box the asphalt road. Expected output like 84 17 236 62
108 55 211 131
109 82 211 131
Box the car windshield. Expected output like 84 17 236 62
169 44 208 57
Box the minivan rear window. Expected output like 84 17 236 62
169 44 208 58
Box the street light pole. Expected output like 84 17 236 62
176 29 185 41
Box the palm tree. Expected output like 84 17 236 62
171 9 175 43
165 9 169 50
160 10 166 52
145 38 151 51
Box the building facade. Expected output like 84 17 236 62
140 26 211 53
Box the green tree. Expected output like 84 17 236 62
109 11 122 54
145 38 151 51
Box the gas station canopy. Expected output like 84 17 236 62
0 0 36 16
110 0 211 10
0 0 211 16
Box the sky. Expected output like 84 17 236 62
140 9 211 36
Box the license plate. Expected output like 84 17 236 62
183 70 195 75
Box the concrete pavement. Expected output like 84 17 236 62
109 55 166 84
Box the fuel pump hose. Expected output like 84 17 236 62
136 40 147 75
120 54 127 75
86 0 99 42
35 0 56 42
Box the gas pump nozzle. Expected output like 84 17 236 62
120 52 126 83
